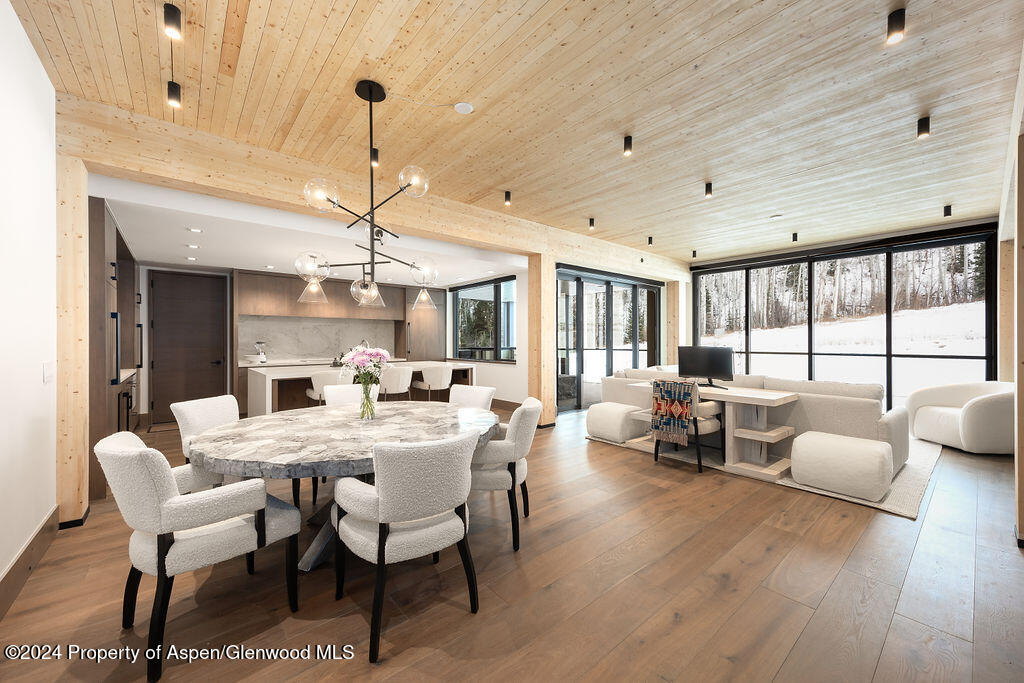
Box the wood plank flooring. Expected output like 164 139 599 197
0 410 1022 681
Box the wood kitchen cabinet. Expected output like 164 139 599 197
235 270 405 320
398 286 447 360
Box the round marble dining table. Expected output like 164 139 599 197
189 400 500 480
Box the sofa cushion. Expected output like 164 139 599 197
763 377 883 402
913 406 964 451
790 431 894 502
721 374 766 389
586 402 650 444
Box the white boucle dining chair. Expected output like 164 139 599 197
307 369 354 404
470 397 542 552
448 384 496 411
169 394 236 490
332 431 480 663
324 383 379 406
94 431 301 682
410 363 453 401
379 365 414 400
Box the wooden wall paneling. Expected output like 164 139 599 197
665 281 680 365
1016 134 1023 547
55 155 89 524
528 253 556 426
1000 239 1015 381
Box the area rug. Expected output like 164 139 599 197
777 438 941 520
587 434 941 520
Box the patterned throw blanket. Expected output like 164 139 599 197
651 379 696 447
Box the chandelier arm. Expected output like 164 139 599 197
327 197 366 222
354 243 415 268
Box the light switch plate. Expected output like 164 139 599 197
43 360 56 384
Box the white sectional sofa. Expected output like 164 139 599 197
587 367 910 500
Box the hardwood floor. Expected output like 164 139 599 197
1 410 1021 681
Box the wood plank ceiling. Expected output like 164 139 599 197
13 0 1024 261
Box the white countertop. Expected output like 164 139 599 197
238 356 413 368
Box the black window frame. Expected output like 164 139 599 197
691 223 997 410
450 275 517 362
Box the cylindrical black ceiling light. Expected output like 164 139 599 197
167 80 181 108
886 8 906 45
917 116 930 139
705 182 713 199
371 147 379 168
504 190 511 206
944 204 952 217
588 217 595 231
648 236 653 246
623 135 632 157
163 3 182 40
692 250 697 258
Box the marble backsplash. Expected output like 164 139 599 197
238 315 396 360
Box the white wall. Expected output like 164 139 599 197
0 2 57 579
447 269 530 403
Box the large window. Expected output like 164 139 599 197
452 276 515 361
558 267 662 411
693 227 995 408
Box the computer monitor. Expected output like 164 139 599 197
678 346 734 387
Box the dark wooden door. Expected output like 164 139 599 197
150 271 227 423
405 287 446 360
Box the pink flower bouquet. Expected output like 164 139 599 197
340 346 391 419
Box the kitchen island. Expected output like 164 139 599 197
246 360 476 416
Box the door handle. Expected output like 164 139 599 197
110 312 120 385
110 261 118 281
136 323 143 368
406 322 412 356
211 360 223 366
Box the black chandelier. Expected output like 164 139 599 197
297 80 437 309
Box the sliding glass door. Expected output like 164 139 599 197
557 268 662 411
693 227 995 409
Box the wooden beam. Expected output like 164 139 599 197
1000 239 1015 381
55 154 89 524
54 94 688 283
999 39 1024 241
665 281 680 365
528 253 557 426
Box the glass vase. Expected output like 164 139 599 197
360 382 375 420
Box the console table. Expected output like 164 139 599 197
699 386 798 482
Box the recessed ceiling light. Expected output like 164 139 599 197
453 102 474 115
265 265 275 269
886 8 906 45
187 227 203 233
186 256 197 261
487 270 495 274
187 244 199 249
769 214 783 221
386 277 393 281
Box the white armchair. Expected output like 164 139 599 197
449 384 496 410
94 432 301 681
168 394 236 490
379 365 413 400
906 381 1013 454
470 397 542 551
332 432 480 662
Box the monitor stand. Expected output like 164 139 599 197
698 378 728 390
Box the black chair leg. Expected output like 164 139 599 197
122 565 142 629
506 484 520 551
286 535 298 612
334 535 345 600
321 476 327 484
292 478 300 508
369 563 388 662
146 574 174 681
520 480 530 518
455 537 479 613
654 438 661 462
432 551 439 564
245 551 254 575
311 477 319 505
692 419 703 473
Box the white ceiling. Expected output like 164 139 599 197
94 176 525 288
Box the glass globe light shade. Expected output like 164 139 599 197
350 277 386 309
303 178 339 212
399 165 429 198
363 223 388 247
410 256 439 286
294 251 330 282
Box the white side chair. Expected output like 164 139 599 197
168 394 237 495
411 363 453 401
470 397 542 551
332 432 480 662
94 432 300 681
906 381 1014 454
379 366 414 401
324 383 379 406
449 384 496 410
306 369 354 404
